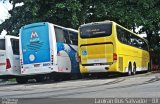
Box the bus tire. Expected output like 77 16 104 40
16 77 28 84
128 63 132 76
35 75 45 82
50 73 60 82
60 74 71 81
132 63 136 75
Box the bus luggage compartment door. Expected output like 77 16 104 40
80 43 113 65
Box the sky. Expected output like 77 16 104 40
0 1 24 35
0 1 12 35
0 1 12 23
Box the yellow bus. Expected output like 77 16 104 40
78 21 150 75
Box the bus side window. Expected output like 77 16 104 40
117 26 126 43
54 27 65 43
63 30 70 44
126 32 132 45
131 35 138 47
69 32 78 45
117 25 149 51
117 26 129 44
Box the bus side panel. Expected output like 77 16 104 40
115 23 150 73
57 43 79 73
118 43 149 73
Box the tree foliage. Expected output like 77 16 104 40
0 0 160 49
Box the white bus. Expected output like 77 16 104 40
0 35 20 79
18 22 79 83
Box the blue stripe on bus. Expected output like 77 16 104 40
57 42 79 73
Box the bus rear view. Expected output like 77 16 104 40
78 21 116 73
19 22 54 83
19 22 79 83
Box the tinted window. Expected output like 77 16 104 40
117 26 128 44
0 39 5 50
69 31 78 45
64 30 70 44
117 26 148 51
55 27 65 43
11 38 19 55
80 22 112 38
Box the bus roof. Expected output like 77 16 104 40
20 22 78 33
66 28 78 32
20 22 48 30
52 24 78 32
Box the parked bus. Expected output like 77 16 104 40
0 35 20 79
78 21 150 76
18 22 79 83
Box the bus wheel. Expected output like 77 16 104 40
16 77 28 84
62 74 71 80
132 63 136 75
128 63 132 76
50 73 60 82
35 75 45 82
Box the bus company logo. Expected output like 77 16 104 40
27 31 43 51
30 31 40 43
82 50 87 56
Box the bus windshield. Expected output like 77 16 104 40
80 22 112 38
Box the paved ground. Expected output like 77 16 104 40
0 72 160 104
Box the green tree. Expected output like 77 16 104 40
0 0 82 35
0 0 160 50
